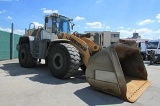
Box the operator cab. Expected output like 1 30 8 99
44 13 74 34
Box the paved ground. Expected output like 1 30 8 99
0 59 160 106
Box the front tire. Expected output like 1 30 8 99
18 43 37 68
48 43 81 79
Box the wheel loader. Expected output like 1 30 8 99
16 13 150 103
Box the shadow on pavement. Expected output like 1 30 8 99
0 62 86 85
74 87 124 106
1 62 126 105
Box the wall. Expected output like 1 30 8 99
84 31 120 47
0 30 21 61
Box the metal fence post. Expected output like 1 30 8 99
10 23 14 59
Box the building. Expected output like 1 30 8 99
84 31 120 47
121 32 150 60
121 32 149 43
132 32 140 39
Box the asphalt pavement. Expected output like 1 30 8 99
0 59 160 106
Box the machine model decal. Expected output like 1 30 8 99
69 37 87 52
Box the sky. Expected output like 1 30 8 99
0 0 160 39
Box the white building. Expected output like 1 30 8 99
84 31 120 47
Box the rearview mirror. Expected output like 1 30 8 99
71 23 75 30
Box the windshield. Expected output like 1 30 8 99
59 16 71 34
147 42 159 49
51 16 71 34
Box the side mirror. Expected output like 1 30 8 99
71 23 75 30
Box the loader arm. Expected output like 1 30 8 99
60 33 99 66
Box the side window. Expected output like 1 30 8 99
46 18 52 29
45 17 52 33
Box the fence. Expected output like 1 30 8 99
0 23 23 61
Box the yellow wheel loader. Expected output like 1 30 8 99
16 13 150 102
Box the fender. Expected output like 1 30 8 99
16 36 34 51
45 39 70 57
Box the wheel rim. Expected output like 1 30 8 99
53 53 63 70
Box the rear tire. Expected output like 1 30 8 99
18 43 37 67
48 43 81 79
